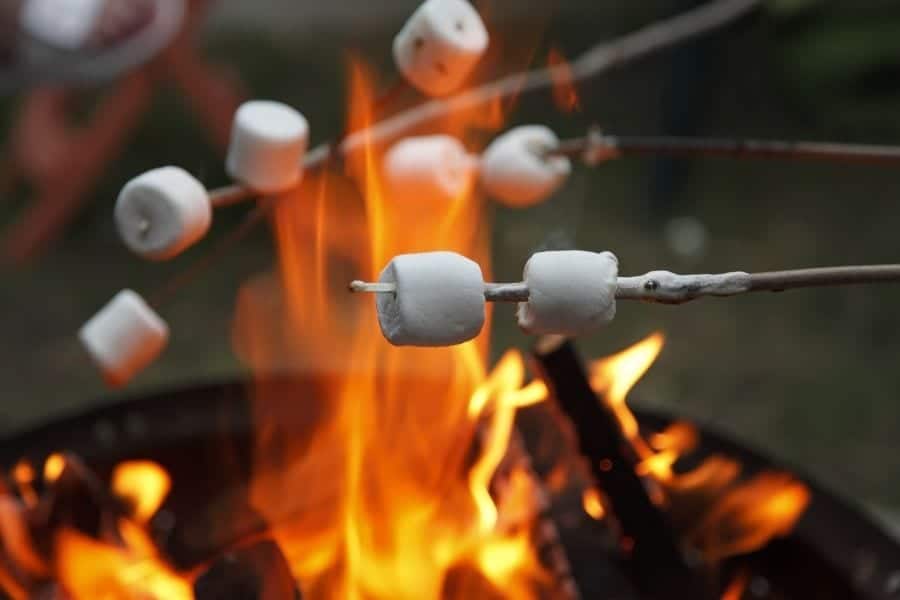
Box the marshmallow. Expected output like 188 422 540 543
226 101 309 193
382 135 477 209
79 290 169 388
480 125 572 207
376 251 485 346
517 251 618 337
393 0 489 97
115 167 212 261
20 0 105 50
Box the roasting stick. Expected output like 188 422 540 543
204 131 900 212
553 129 900 165
350 264 900 305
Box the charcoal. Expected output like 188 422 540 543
193 539 300 600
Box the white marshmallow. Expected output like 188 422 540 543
115 167 212 261
480 125 572 207
20 0 104 50
517 251 618 337
226 101 309 193
79 290 169 388
393 0 489 97
376 251 485 346
382 135 477 210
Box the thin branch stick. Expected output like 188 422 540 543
350 264 900 305
209 184 254 209
749 265 900 292
555 130 900 166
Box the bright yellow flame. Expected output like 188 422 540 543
111 461 171 524
468 350 527 532
589 332 665 442
55 526 192 600
43 453 65 483
582 489 606 520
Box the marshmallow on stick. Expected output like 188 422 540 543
353 249 619 346
226 101 309 194
382 135 478 210
480 125 572 207
79 290 169 388
517 250 618 336
393 0 489 97
376 251 485 346
115 167 212 261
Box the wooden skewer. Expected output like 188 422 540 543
206 129 900 211
350 264 900 306
552 128 900 166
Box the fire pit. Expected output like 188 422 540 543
1 359 898 599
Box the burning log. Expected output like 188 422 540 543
531 337 713 600
489 428 581 600
32 453 130 547
193 539 301 600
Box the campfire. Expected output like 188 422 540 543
6 0 900 598
0 60 821 600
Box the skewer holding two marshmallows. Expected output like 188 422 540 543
115 100 309 261
353 250 620 346
353 250 755 347
381 125 572 212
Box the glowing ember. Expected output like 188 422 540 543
582 488 606 520
43 453 65 483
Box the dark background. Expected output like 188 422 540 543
1 0 899 519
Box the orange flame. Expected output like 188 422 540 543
721 569 749 600
586 334 809 561
690 473 811 561
55 524 192 600
589 332 665 445
547 48 581 113
232 59 550 600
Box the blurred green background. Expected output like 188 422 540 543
1 0 899 518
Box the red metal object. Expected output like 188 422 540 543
1 0 245 263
